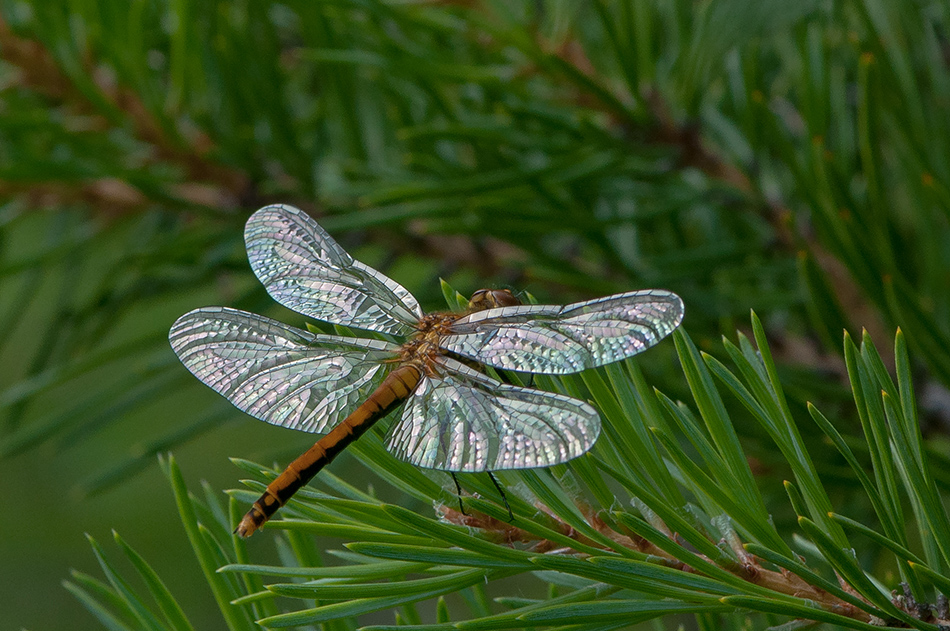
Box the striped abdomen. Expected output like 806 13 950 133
235 364 422 537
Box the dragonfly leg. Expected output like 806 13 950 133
488 472 514 522
450 472 467 515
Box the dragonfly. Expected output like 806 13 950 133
169 204 684 537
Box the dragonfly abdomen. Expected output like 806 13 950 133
235 363 423 537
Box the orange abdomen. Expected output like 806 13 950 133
235 364 422 537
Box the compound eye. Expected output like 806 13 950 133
492 289 520 307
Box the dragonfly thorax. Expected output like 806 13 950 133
400 290 523 374
413 312 458 338
400 312 458 374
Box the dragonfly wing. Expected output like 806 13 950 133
245 204 424 336
440 289 683 374
169 307 399 433
385 358 600 472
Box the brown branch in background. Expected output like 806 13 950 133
643 86 890 362
0 178 148 213
0 15 248 211
538 27 794 248
643 90 754 198
534 20 891 371
531 22 788 245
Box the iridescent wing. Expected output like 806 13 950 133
169 307 399 433
245 204 424 336
385 358 600 472
439 289 683 375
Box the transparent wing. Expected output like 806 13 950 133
440 289 683 374
245 204 424 336
385 358 600 472
169 307 399 433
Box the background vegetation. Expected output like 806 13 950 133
1 0 949 629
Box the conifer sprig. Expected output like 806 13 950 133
72 314 950 630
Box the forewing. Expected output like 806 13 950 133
169 307 398 433
385 358 600 472
440 289 683 374
245 204 423 336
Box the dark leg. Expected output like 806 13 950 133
488 472 514 522
450 472 467 515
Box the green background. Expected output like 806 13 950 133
2 1 949 629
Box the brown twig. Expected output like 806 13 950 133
441 499 875 624
584 510 872 622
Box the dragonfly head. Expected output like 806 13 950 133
468 288 521 311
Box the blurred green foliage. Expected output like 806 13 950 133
1 0 950 629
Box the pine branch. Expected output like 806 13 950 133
69 317 950 630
